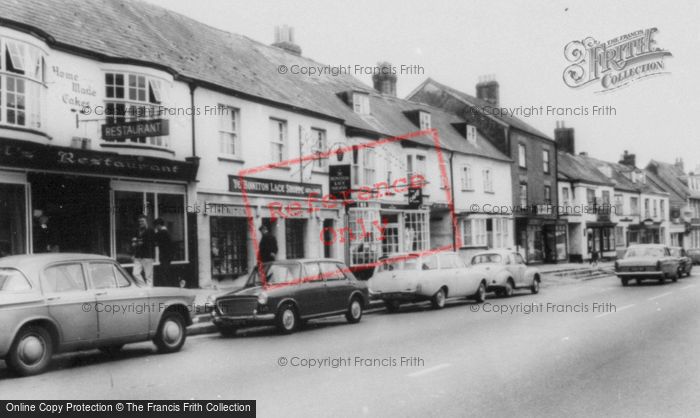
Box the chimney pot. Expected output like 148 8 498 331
272 25 302 56
554 122 575 154
372 62 397 96
476 75 499 107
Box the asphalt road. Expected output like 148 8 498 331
2 272 699 418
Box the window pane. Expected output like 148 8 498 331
0 268 31 291
89 263 117 289
42 264 86 293
157 193 186 261
210 216 248 278
0 184 26 256
114 191 146 264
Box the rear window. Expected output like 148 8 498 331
472 254 502 265
0 268 31 292
376 257 420 272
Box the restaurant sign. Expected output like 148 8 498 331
102 119 169 141
229 175 322 198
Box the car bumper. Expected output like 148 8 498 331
211 312 276 327
372 291 425 302
616 271 665 278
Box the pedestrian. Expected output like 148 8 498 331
590 249 599 267
154 218 174 287
132 214 156 286
34 214 59 253
258 224 278 263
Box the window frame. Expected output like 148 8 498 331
269 118 288 163
542 149 550 173
518 143 527 169
461 165 473 191
311 127 328 170
218 105 241 157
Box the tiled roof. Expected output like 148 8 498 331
646 160 699 201
408 78 553 140
557 152 614 186
0 0 511 162
580 155 667 195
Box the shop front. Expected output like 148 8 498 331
0 137 198 285
586 222 617 260
516 217 567 263
628 220 665 245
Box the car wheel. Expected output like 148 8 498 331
98 345 124 356
216 326 238 338
530 277 541 294
384 300 401 313
431 287 447 309
636 279 642 285
276 303 298 334
473 282 486 303
688 266 693 277
621 278 629 286
503 279 514 297
6 325 53 377
345 297 363 324
672 267 681 282
154 312 186 353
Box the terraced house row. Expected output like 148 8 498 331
0 0 693 288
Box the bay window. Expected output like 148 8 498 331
462 218 487 247
0 37 45 130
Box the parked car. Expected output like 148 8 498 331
686 248 700 265
468 249 542 296
368 252 487 313
0 253 195 377
212 259 369 335
614 244 682 286
669 247 693 277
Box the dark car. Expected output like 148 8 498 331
686 249 700 265
615 244 682 286
669 247 693 277
211 259 369 335
0 254 195 376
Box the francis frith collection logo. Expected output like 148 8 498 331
563 28 672 93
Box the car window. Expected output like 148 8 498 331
670 248 680 257
0 268 31 291
438 254 455 269
471 254 502 265
624 247 665 258
42 264 86 293
513 253 526 264
113 265 132 287
320 262 346 281
90 263 118 289
249 263 302 286
304 263 322 283
422 255 438 270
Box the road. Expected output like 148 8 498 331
2 272 700 418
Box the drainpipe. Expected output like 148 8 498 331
189 82 197 157
449 151 457 250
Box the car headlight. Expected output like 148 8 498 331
257 292 268 305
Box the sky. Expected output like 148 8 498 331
145 0 700 171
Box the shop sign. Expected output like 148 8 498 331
408 187 422 208
102 119 169 141
229 175 322 198
328 164 351 199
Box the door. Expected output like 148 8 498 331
510 253 528 285
41 263 98 344
294 262 327 316
321 262 351 311
88 261 150 340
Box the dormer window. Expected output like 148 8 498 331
352 92 370 115
419 111 431 129
466 125 477 145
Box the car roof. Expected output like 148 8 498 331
628 244 666 248
472 249 515 256
266 258 346 264
0 253 115 284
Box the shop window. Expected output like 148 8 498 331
218 105 240 156
615 226 625 247
0 38 44 130
556 224 567 261
0 183 26 256
104 71 167 147
269 118 287 163
349 209 379 265
462 218 487 247
492 218 509 248
210 217 248 278
404 211 428 252
285 219 306 259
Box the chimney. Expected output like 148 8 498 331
675 157 684 172
271 25 302 56
554 121 575 154
619 150 636 168
372 62 397 96
476 74 499 107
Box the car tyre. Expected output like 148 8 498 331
98 345 124 356
345 297 363 324
6 325 53 377
384 300 401 313
530 277 541 294
154 312 187 353
276 303 298 334
431 287 447 309
472 281 486 303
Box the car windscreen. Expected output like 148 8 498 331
0 268 32 291
624 247 665 258
471 254 502 264
248 263 301 286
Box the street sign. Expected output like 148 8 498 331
329 164 352 199
408 187 423 208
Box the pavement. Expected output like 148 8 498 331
2 270 699 418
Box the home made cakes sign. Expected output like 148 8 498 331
563 28 672 93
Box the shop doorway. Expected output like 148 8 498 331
29 173 110 255
381 213 399 256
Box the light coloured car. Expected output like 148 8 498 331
0 253 195 376
469 250 542 296
368 252 487 312
669 247 692 277
615 244 682 286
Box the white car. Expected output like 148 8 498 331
368 252 487 312
469 249 541 297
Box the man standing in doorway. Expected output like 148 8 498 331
34 213 59 253
154 218 174 286
258 224 278 263
132 214 156 286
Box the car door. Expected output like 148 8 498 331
454 255 479 296
294 262 327 316
41 262 98 344
510 253 528 286
437 253 459 294
420 254 440 295
321 262 352 312
88 261 150 340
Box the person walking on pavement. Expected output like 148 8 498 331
154 218 174 287
258 224 278 263
34 214 59 253
132 214 156 286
